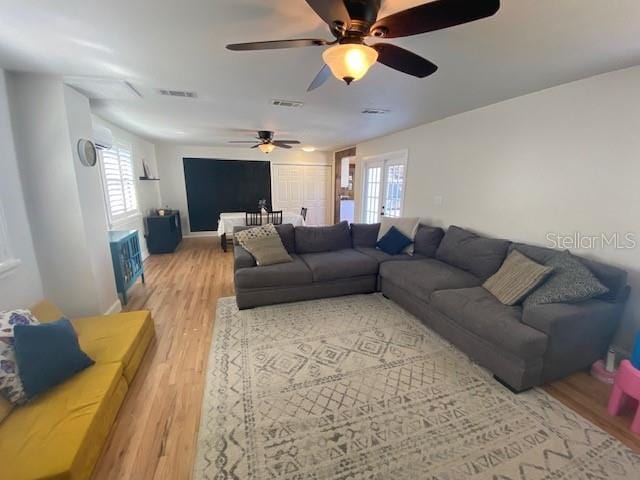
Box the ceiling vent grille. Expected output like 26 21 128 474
271 99 304 108
362 108 390 115
158 89 198 98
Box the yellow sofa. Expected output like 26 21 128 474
0 301 154 480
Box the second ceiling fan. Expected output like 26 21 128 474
229 130 300 154
227 0 500 91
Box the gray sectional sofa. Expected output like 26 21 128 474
233 222 629 391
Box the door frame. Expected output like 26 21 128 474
360 149 409 223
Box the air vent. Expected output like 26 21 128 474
362 108 390 115
158 89 198 98
271 99 304 108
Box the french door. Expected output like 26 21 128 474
362 152 407 223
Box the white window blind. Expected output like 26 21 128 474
100 142 138 223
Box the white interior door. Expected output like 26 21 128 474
362 152 407 223
272 164 331 225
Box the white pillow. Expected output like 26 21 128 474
377 217 420 254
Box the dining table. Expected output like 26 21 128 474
217 212 306 251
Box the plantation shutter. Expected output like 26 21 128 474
100 142 138 223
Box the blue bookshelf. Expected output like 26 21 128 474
109 230 144 305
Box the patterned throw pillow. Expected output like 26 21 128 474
524 250 609 307
0 310 39 404
235 224 278 249
483 250 554 306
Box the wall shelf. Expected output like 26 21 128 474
139 177 160 181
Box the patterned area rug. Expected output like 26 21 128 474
194 294 639 479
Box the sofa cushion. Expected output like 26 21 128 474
414 225 445 258
242 234 293 266
523 251 609 307
300 250 379 282
378 217 420 254
355 247 423 264
295 221 352 254
380 259 482 299
14 319 95 400
71 310 154 383
351 223 380 248
376 226 413 255
483 250 553 305
510 242 628 302
234 224 296 253
436 226 510 280
431 287 547 360
0 362 126 480
235 254 312 289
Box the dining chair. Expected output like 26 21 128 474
267 210 283 225
300 207 308 221
245 211 262 226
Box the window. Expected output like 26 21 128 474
99 142 138 224
0 200 20 275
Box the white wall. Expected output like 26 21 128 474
0 69 44 309
7 73 119 316
92 116 162 258
155 144 332 235
356 65 640 353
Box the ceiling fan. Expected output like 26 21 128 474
228 130 301 154
227 0 500 91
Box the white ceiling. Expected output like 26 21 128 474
1 0 639 151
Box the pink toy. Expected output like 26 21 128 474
591 359 617 384
607 359 640 435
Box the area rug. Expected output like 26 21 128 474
194 294 639 479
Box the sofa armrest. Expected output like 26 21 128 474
522 300 624 382
234 245 256 271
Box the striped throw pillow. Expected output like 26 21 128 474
483 250 553 306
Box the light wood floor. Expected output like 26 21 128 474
92 237 639 480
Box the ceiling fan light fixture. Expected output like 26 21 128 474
302 146 316 152
258 143 275 154
322 44 378 84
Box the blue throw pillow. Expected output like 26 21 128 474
376 226 413 255
13 318 94 399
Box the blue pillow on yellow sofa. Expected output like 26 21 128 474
13 318 94 399
376 226 413 255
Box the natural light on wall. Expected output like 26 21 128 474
0 200 20 275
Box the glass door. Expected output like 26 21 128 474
363 161 383 224
362 152 407 223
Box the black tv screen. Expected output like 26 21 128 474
183 158 272 232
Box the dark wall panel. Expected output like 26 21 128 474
183 158 272 232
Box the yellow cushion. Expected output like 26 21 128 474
71 311 153 383
0 363 126 480
29 300 64 323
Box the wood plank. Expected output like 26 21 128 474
93 237 639 479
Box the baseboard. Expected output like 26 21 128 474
184 232 219 238
105 298 122 315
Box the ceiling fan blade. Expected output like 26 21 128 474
227 38 330 51
272 142 293 149
250 144 260 149
307 64 331 92
372 44 438 78
304 0 351 30
273 140 301 145
371 0 500 39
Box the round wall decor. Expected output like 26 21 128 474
77 138 97 167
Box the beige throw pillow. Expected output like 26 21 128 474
483 250 553 306
377 217 420 254
242 234 292 267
